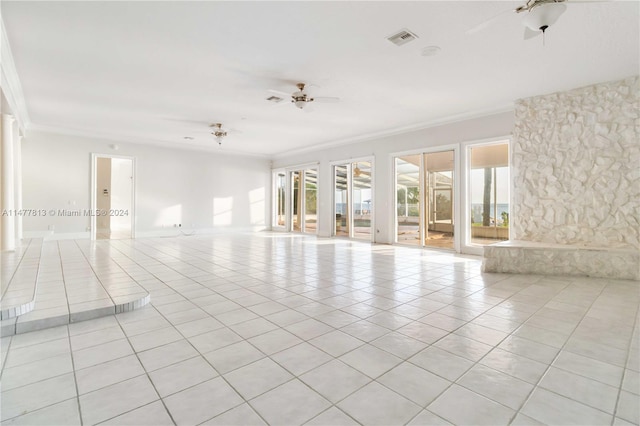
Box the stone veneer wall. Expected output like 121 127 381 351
484 76 639 280
512 76 639 250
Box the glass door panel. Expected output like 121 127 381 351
334 165 349 237
424 150 454 249
275 172 286 227
304 169 318 234
352 161 372 240
291 171 301 232
469 143 509 245
396 155 421 245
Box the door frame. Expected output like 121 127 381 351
90 153 136 241
391 144 460 252
460 136 512 255
272 162 319 233
330 156 375 242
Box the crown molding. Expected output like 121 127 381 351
271 103 514 159
27 124 271 159
1 17 30 134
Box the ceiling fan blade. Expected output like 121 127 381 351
271 99 292 108
312 96 340 103
524 27 541 39
162 117 210 126
267 89 292 98
466 8 514 35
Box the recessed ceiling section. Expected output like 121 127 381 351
1 1 638 156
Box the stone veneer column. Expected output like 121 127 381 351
1 114 16 251
484 76 639 280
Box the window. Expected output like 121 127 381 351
468 142 509 245
274 172 286 228
304 169 318 234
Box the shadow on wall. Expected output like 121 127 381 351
249 188 265 226
212 187 266 227
213 197 233 226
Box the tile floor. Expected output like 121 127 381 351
0 233 638 425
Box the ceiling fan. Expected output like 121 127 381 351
268 83 340 110
209 122 242 145
468 0 608 40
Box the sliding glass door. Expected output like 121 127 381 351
395 149 455 249
304 169 318 233
424 151 454 249
396 155 421 245
289 168 317 234
333 160 373 241
334 165 350 237
274 172 286 228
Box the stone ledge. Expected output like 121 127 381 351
482 240 639 281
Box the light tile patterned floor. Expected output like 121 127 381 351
0 233 638 425
1 240 150 334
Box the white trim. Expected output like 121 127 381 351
329 155 375 167
272 104 514 159
135 226 267 239
279 161 320 172
271 169 287 230
90 153 136 241
22 231 91 241
460 134 512 148
0 18 30 134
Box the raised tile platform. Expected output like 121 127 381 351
1 240 150 336
0 240 41 320
482 240 639 281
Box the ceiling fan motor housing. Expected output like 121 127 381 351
523 2 567 32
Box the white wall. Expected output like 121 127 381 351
273 111 514 244
21 131 271 238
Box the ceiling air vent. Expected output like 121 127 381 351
266 95 284 103
387 29 419 46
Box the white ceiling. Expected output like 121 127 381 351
2 1 638 157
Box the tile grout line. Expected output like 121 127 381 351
503 277 617 424
610 299 640 425
2 235 637 426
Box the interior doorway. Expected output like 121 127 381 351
91 154 135 240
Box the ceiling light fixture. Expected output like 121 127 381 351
292 83 311 109
523 3 566 36
210 123 228 145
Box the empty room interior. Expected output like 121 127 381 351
0 1 639 425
